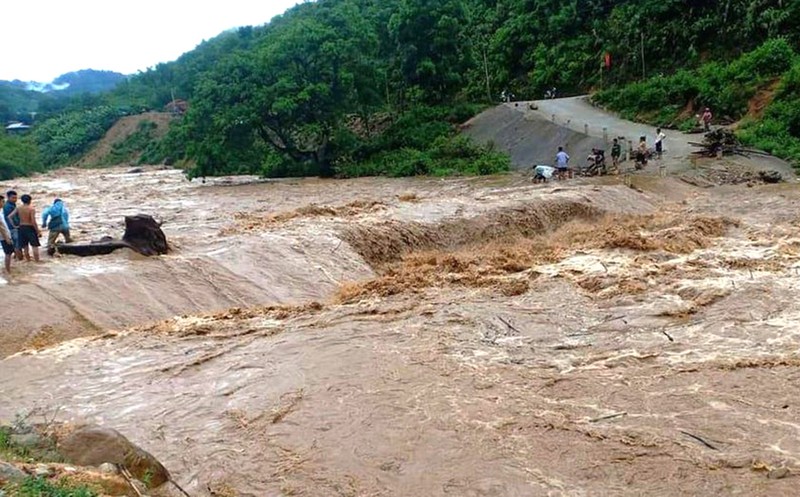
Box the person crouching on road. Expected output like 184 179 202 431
42 198 73 255
0 195 14 273
7 194 41 262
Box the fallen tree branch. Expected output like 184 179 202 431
497 316 523 335
120 467 145 497
680 430 719 450
590 412 627 423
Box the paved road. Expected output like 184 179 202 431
524 96 693 159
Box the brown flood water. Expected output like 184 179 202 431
2 165 800 496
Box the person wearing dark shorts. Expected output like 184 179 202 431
654 128 666 159
19 225 40 248
7 194 41 262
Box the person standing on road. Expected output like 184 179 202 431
0 195 14 273
702 108 713 132
7 194 41 262
555 146 570 180
635 136 648 170
41 198 73 255
611 138 622 169
654 128 666 159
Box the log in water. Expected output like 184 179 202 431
56 214 169 257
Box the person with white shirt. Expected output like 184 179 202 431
654 128 666 158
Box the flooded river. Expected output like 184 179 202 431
2 166 800 496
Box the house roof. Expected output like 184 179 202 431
5 122 31 130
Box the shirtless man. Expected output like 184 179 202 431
7 194 41 262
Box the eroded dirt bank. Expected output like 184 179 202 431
2 165 800 496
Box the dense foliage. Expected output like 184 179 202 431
0 134 42 180
7 0 800 177
594 39 795 125
32 106 121 166
595 38 800 164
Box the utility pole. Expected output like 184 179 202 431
641 31 646 79
483 47 492 102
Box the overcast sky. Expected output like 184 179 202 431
2 0 300 82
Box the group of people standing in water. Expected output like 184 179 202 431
0 190 72 273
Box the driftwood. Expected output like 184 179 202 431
690 129 746 157
56 214 169 257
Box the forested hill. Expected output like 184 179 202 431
118 0 800 178
4 0 800 180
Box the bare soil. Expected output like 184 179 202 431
76 112 173 167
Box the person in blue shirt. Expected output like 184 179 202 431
41 198 73 255
555 146 570 180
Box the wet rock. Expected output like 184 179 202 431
99 462 118 474
34 463 53 477
759 170 783 184
58 425 170 488
10 432 43 449
0 462 25 483
126 167 145 174
768 467 790 479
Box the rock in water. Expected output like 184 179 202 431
759 170 783 184
122 214 169 256
58 425 170 488
768 467 790 479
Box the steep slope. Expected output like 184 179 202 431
75 112 172 167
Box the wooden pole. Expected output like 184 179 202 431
483 48 492 102
641 32 646 79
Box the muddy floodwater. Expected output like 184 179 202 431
2 165 800 496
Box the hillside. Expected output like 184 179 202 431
75 112 173 167
6 0 800 180
108 0 800 179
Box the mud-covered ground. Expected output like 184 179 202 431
2 161 800 496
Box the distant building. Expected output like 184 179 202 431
5 122 31 134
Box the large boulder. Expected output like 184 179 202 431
57 425 170 488
0 461 25 484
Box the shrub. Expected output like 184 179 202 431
32 106 122 166
0 134 43 180
595 39 797 126
13 476 98 497
100 120 157 165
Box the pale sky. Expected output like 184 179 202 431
1 0 301 82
